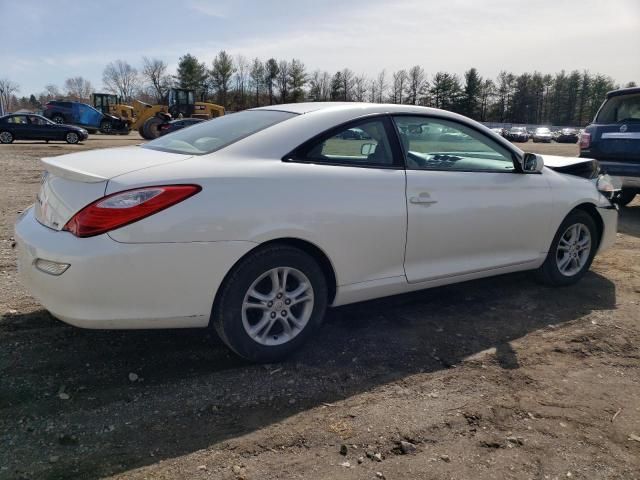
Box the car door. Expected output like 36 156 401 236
393 115 553 283
27 116 53 140
285 116 407 286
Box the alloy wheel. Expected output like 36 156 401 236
556 223 591 277
241 267 314 346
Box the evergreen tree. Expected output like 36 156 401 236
210 51 236 107
175 54 207 97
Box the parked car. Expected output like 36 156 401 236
556 128 579 143
43 100 127 134
532 127 553 143
580 86 640 206
336 127 371 140
159 118 204 136
0 114 88 144
15 103 617 362
505 126 529 142
490 127 506 137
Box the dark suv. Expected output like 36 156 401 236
43 101 127 134
580 87 640 206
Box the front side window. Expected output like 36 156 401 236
393 116 515 172
28 115 51 125
295 119 394 167
144 110 296 155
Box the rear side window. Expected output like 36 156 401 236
292 119 395 167
7 115 28 124
597 93 640 123
143 110 296 155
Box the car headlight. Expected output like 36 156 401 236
595 174 621 199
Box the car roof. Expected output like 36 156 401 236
250 102 470 119
606 86 640 98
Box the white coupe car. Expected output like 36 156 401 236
15 103 618 362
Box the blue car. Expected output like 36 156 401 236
580 87 640 206
43 100 127 134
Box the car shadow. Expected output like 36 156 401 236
0 271 616 479
618 203 640 238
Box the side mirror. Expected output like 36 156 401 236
521 153 544 173
360 143 376 155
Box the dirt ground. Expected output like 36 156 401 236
1 134 639 480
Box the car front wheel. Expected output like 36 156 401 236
536 210 598 286
65 132 80 144
0 131 14 144
212 245 328 362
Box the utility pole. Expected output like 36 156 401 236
0 87 5 116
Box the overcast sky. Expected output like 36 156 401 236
1 0 638 95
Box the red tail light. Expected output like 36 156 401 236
579 132 591 149
63 185 201 237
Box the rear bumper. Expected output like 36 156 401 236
14 207 256 329
596 161 640 188
597 206 618 253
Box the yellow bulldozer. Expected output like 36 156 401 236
92 89 225 140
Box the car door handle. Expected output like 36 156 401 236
410 194 438 205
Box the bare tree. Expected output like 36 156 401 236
277 60 289 103
341 68 354 101
309 70 331 101
64 76 93 102
376 70 387 103
406 65 426 105
368 79 378 103
392 70 408 104
353 74 368 102
249 58 265 107
234 54 249 109
141 57 172 103
0 78 20 113
103 60 140 102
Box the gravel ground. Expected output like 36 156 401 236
1 134 639 480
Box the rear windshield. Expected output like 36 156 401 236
597 93 640 123
143 110 297 155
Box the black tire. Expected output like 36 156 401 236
100 119 113 134
211 245 328 363
0 131 14 144
137 126 145 138
535 210 598 286
52 115 65 124
65 131 80 144
613 189 637 207
141 117 163 140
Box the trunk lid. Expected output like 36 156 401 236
34 146 190 231
593 122 640 161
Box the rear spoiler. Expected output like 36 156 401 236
41 157 107 183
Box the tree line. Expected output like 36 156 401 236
2 52 637 126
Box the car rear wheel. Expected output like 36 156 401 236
613 189 637 207
212 245 328 362
65 132 80 144
52 115 65 124
0 131 14 144
535 210 598 286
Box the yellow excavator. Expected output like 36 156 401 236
93 89 225 139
